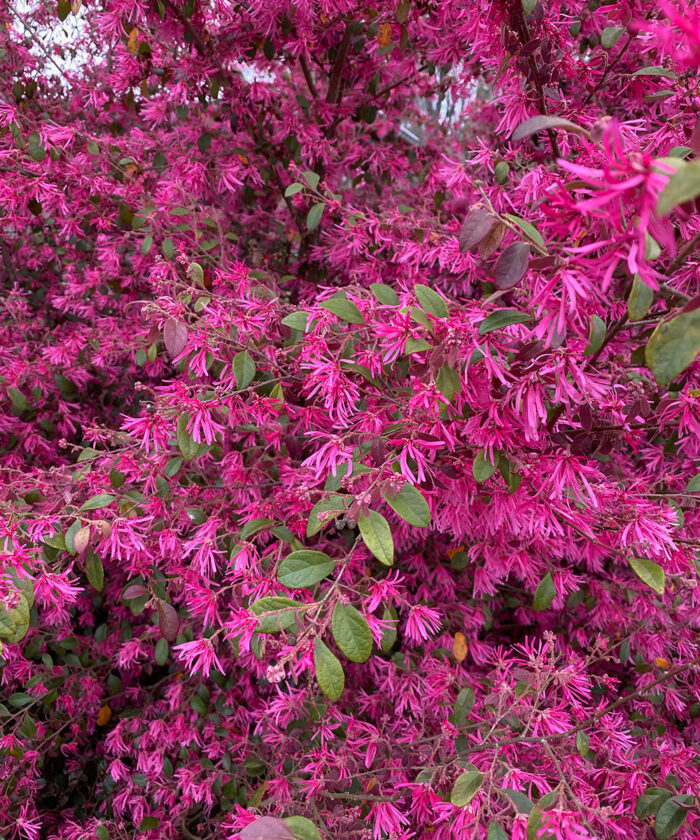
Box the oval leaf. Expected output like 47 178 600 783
306 203 325 231
233 351 256 389
251 596 304 633
79 494 115 512
85 552 104 591
657 158 700 216
277 550 336 589
415 284 449 319
384 483 431 527
320 298 365 325
157 601 179 641
645 306 700 385
628 274 654 322
239 817 295 840
584 314 606 355
450 770 484 807
163 319 188 358
533 572 556 611
177 414 199 461
493 242 530 290
331 603 372 663
629 556 665 596
478 309 531 335
283 816 322 840
472 449 498 483
358 510 394 566
314 637 345 701
654 796 692 840
459 207 495 253
511 115 590 142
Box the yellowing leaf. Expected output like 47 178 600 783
377 22 392 47
127 28 139 52
453 632 468 663
97 704 112 726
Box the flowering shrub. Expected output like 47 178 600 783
1 0 700 838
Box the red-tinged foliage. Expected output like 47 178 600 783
0 1 699 840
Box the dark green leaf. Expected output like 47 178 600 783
533 572 556 611
370 283 399 305
233 351 256 389
632 66 677 79
584 315 606 355
85 553 104 591
314 637 344 701
320 297 365 325
177 414 199 461
277 551 336 589
358 510 394 566
384 483 430 527
415 284 449 319
645 306 700 385
628 274 654 321
250 596 305 633
79 494 115 512
450 770 484 806
655 796 693 839
331 603 372 662
472 449 498 483
479 310 531 335
306 203 325 231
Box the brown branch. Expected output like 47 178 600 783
299 54 319 100
326 23 353 105
1 241 16 285
667 230 700 275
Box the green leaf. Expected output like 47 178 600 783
629 556 665 595
575 730 590 757
358 510 394 566
502 788 535 815
277 551 336 589
233 351 256 389
370 283 399 305
331 603 372 662
628 274 654 322
283 816 322 840
85 553 104 591
655 795 693 840
436 364 461 402
155 637 169 666
584 315 606 355
632 66 677 79
282 311 309 331
478 309 531 335
685 473 700 493
0 607 16 639
239 517 274 541
320 297 365 325
306 203 325 231
176 414 199 461
645 307 700 385
636 788 674 820
251 596 305 633
415 284 449 319
451 686 476 727
472 449 498 483
8 388 27 412
8 692 33 707
658 159 700 216
307 495 348 537
601 26 623 48
502 214 546 251
302 170 320 190
533 572 556 611
405 337 432 354
522 0 536 14
284 183 304 197
79 494 115 512
314 637 344 701
385 483 431 527
450 770 484 807
487 822 508 840
380 606 398 651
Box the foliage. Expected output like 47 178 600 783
0 0 699 838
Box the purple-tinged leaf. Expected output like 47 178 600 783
459 207 496 253
163 319 188 358
123 584 148 600
493 242 530 290
478 222 506 259
511 115 590 142
239 816 295 840
157 601 179 641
